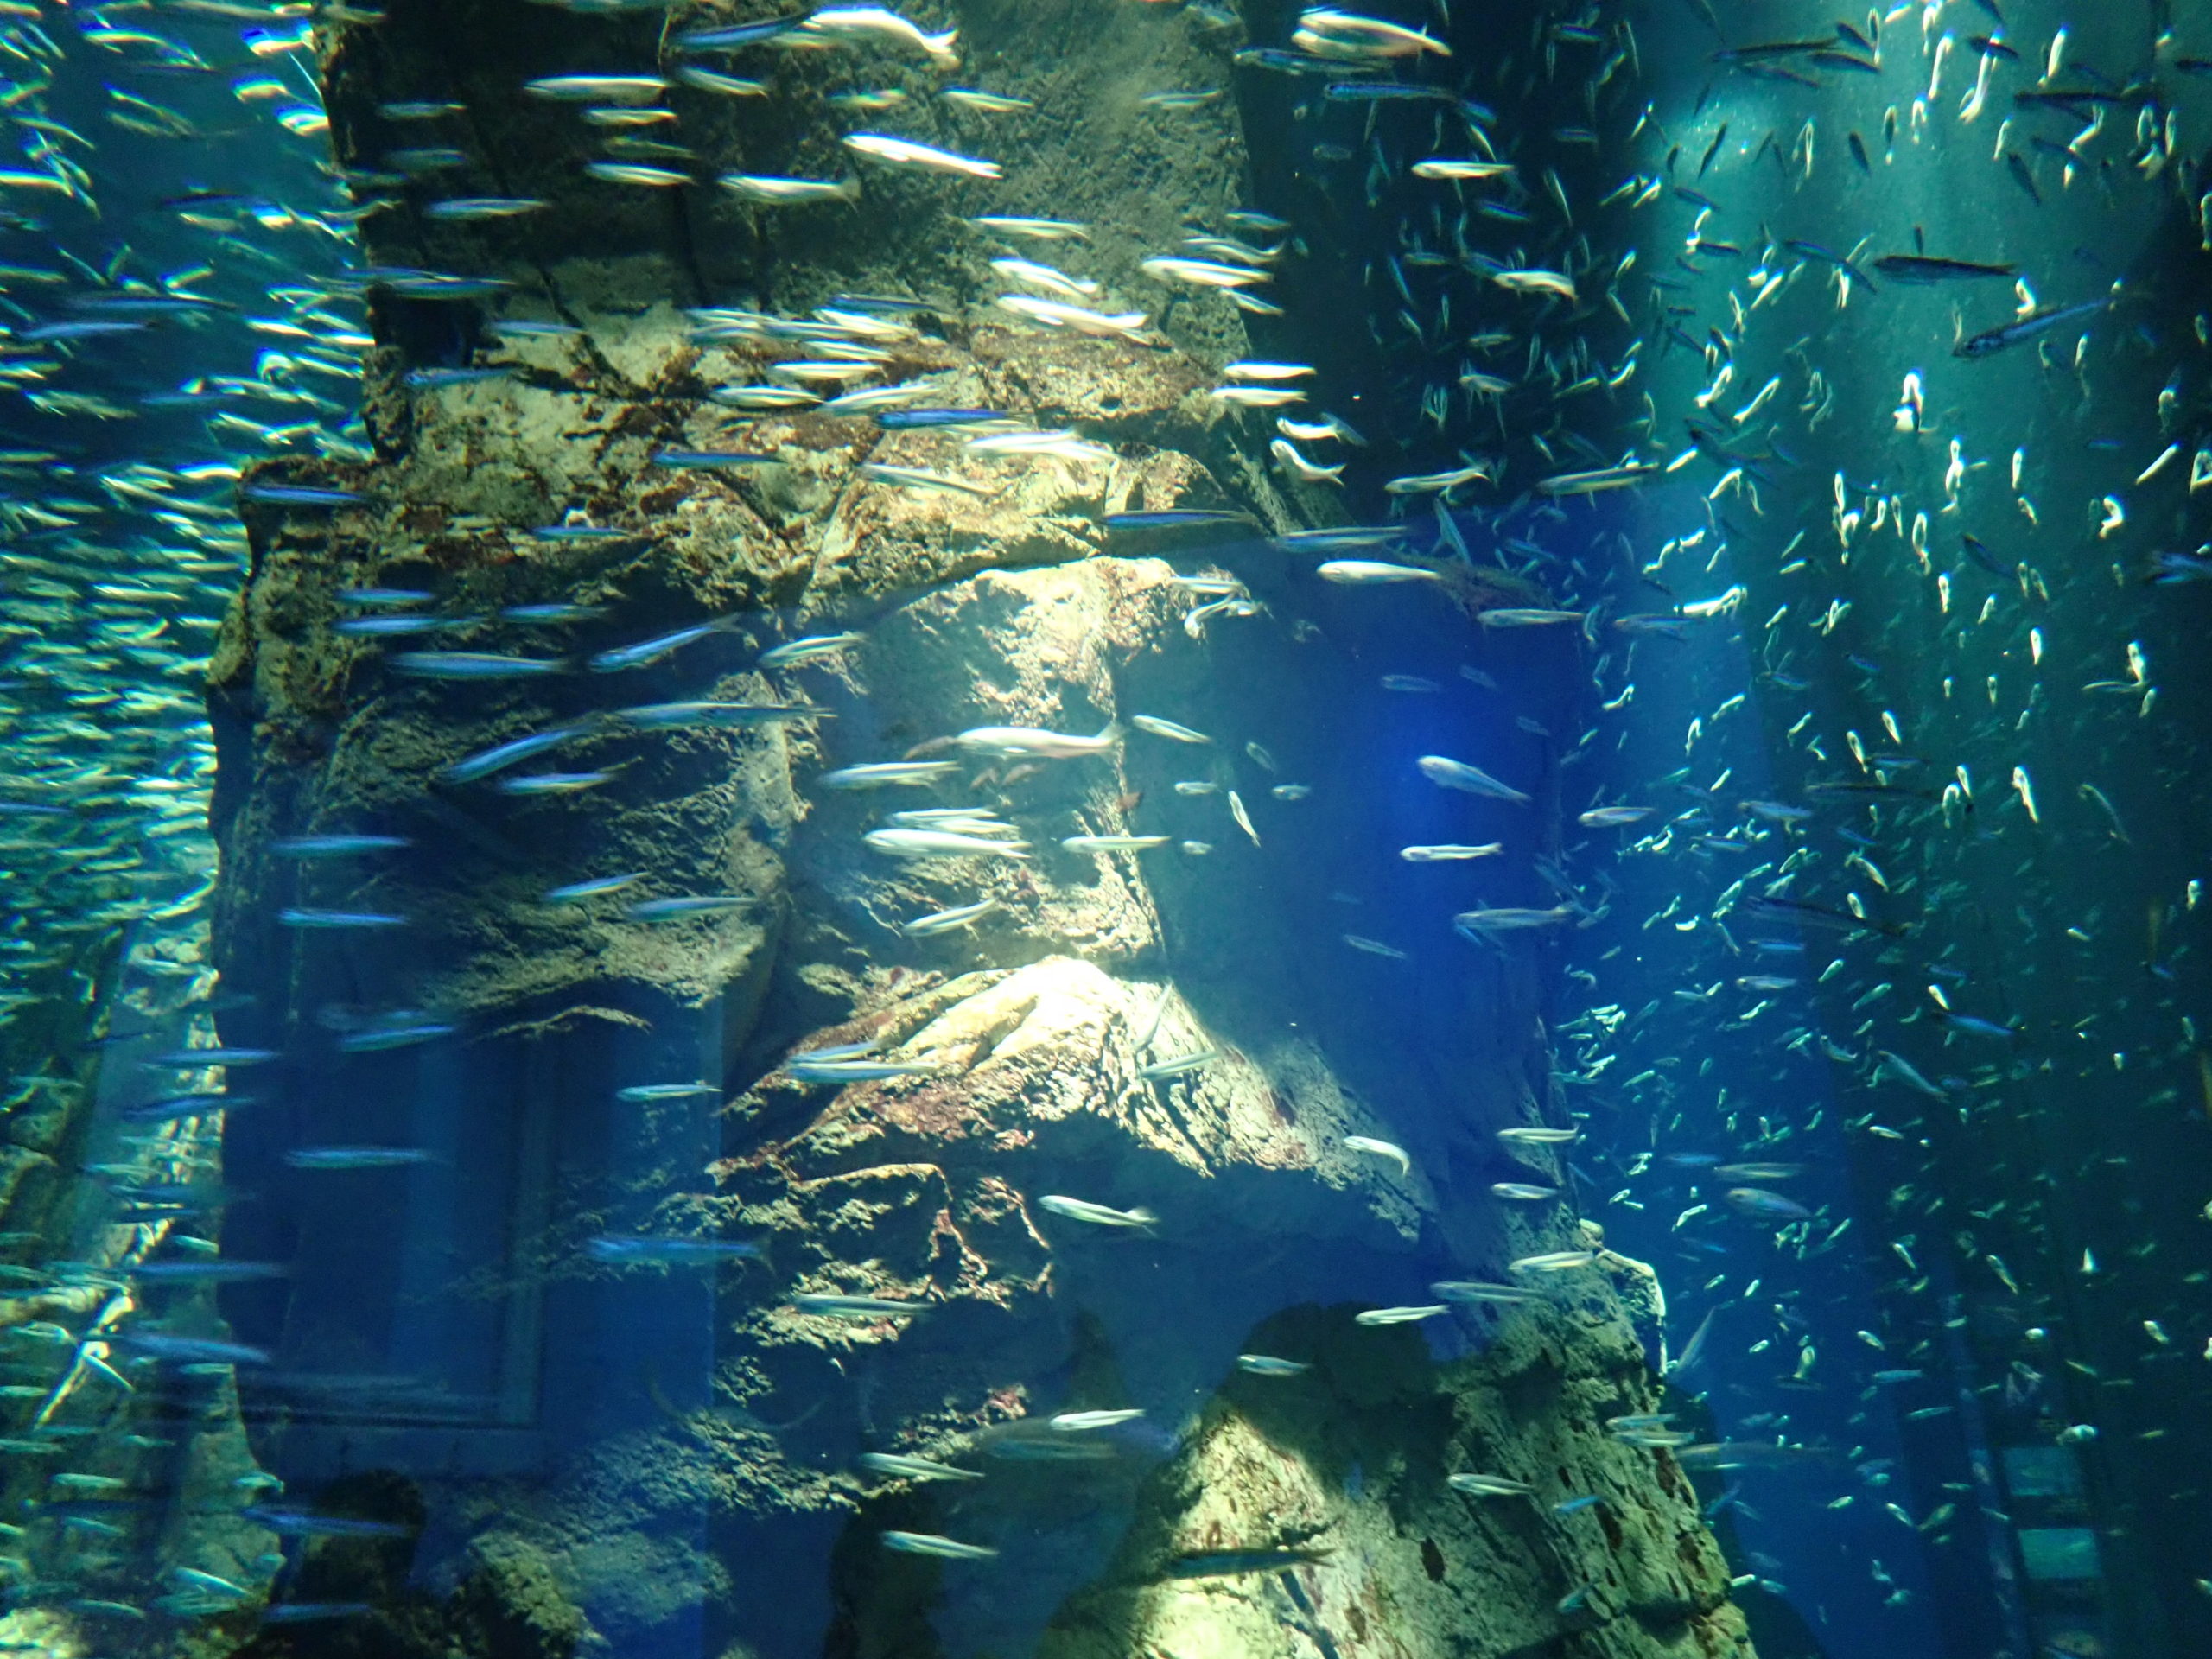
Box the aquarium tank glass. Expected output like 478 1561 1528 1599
0 2 2207 1658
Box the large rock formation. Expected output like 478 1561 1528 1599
185 1 1761 1656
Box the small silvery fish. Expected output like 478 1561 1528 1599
1401 843 1503 861
786 1056 939 1083
390 651 567 679
818 761 962 789
585 1236 758 1264
524 74 670 101
791 1294 928 1319
857 1452 982 1481
901 899 1002 936
1417 755 1529 804
1342 1135 1410 1174
583 162 693 188
444 720 599 784
859 461 997 496
1128 715 1212 744
1037 1195 1156 1228
1497 1127 1580 1146
270 835 410 858
759 632 863 669
1431 1281 1542 1306
1236 1355 1312 1376
544 873 646 903
967 214 1089 239
865 828 1031 861
285 1147 435 1170
1316 559 1440 584
954 723 1119 759
615 1083 718 1102
624 896 752 921
1138 1049 1219 1079
1050 1408 1146 1431
588 619 738 673
1353 1305 1448 1325
1063 835 1171 853
1481 607 1583 628
422 197 549 220
842 133 1002 179
719 174 863 205
1509 1250 1600 1274
244 484 364 506
880 1531 997 1560
278 908 406 929
1449 1472 1534 1497
1491 1182 1559 1201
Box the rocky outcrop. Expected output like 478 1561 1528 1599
184 2 1763 1656
1039 1309 1748 1659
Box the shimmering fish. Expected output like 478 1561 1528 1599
1037 1195 1156 1228
858 1452 982 1481
1417 755 1529 804
1342 1135 1410 1174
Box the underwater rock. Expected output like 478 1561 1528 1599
1033 1306 1754 1659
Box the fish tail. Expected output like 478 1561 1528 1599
925 29 959 63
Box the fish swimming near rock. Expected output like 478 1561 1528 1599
1037 1195 1156 1229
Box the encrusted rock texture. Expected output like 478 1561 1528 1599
187 2 1758 1657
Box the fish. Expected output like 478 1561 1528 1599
818 761 963 789
802 7 960 65
1129 715 1212 743
1342 1135 1410 1175
718 174 862 205
1036 1195 1155 1228
1725 1187 1813 1220
1050 1408 1146 1431
859 1452 982 1482
1432 1281 1543 1306
284 1147 435 1170
1509 1251 1600 1274
880 1531 996 1560
864 829 1031 860
790 1294 929 1319
1401 843 1504 861
1481 608 1583 627
1316 560 1442 584
1417 755 1529 804
1497 1128 1580 1146
1236 1355 1313 1376
786 1054 940 1082
1139 1049 1220 1079
901 899 1003 936
1064 835 1172 853
389 651 567 679
1955 298 2106 359
954 723 1119 758
1354 1305 1447 1325
586 1236 759 1264
1448 1472 1534 1496
967 214 1089 239
523 75 670 102
842 134 1001 180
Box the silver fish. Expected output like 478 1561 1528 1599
1037 1194 1156 1228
